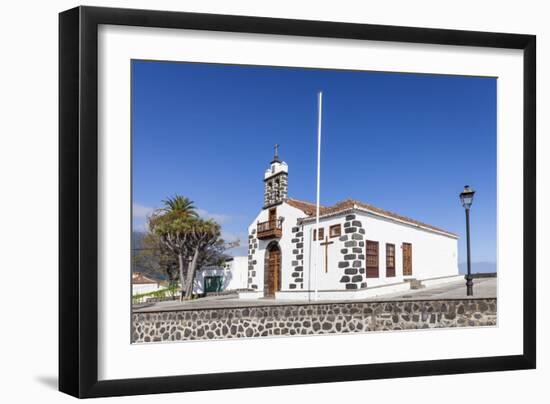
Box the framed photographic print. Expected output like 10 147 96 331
59 6 536 398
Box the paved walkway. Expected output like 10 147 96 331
133 278 496 313
379 277 496 300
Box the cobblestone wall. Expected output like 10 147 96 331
132 298 496 343
247 229 258 290
289 225 304 290
338 214 367 289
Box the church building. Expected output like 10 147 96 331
242 148 461 300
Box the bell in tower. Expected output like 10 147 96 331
264 144 288 208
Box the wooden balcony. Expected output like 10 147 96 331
257 219 283 240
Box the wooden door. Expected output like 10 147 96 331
365 240 379 278
265 247 281 297
268 208 277 224
402 242 412 276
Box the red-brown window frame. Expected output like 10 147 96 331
329 224 341 238
402 242 413 276
268 207 277 222
313 227 325 241
365 240 379 278
386 243 396 277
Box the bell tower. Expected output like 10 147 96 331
264 144 288 208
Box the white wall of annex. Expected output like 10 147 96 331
132 283 163 295
303 214 359 291
360 212 459 282
301 212 458 292
226 256 249 290
193 262 249 293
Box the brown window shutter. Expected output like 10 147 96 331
386 243 395 277
365 240 379 278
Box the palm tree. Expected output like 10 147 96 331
161 195 198 217
148 195 199 300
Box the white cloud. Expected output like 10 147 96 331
221 230 249 248
228 245 248 257
222 231 248 257
133 203 235 224
132 203 154 219
221 231 243 242
133 221 148 232
197 208 232 224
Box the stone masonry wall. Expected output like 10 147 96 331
264 172 288 207
132 298 496 343
289 224 304 290
338 214 367 290
247 229 258 290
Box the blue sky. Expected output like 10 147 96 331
132 60 497 271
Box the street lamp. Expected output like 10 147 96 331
459 185 476 296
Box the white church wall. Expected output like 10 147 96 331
224 256 249 290
358 211 459 283
247 202 306 295
246 201 458 299
238 291 264 299
298 210 459 294
301 214 363 293
243 152 457 300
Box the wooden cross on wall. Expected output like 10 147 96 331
320 236 334 273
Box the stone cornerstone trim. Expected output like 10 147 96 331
338 214 367 290
289 223 304 290
247 229 258 290
132 298 497 342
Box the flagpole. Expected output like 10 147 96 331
314 91 323 301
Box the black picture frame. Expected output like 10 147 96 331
59 6 536 398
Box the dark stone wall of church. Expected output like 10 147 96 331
338 214 367 289
132 298 497 342
289 224 304 289
264 173 288 207
247 229 258 290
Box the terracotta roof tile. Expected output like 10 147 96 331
286 198 324 216
132 272 160 284
287 197 457 237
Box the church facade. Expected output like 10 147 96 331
243 150 461 300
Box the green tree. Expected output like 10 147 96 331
132 231 178 282
148 197 227 301
180 219 222 299
160 195 198 217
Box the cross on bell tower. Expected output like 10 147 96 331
273 144 280 163
263 144 288 208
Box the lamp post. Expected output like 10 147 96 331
459 185 476 296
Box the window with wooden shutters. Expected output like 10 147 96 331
402 242 413 276
313 227 324 241
365 240 379 278
386 243 396 277
329 224 341 238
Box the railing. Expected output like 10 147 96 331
257 218 283 239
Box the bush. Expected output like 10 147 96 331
132 286 180 304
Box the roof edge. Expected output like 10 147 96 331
298 202 458 239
